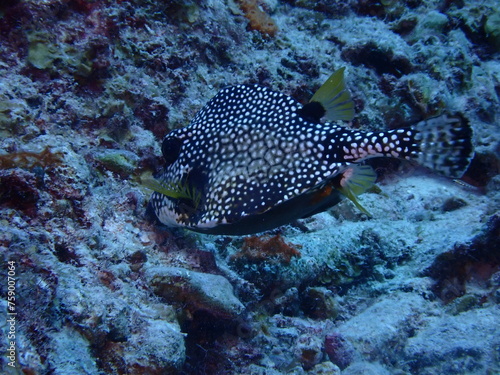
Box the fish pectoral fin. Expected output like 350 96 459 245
309 67 355 122
142 174 201 208
337 165 377 216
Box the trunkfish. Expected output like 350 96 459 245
146 68 473 235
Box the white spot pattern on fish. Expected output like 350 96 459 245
148 68 473 235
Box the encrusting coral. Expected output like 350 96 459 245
0 147 63 170
236 0 278 37
232 234 302 264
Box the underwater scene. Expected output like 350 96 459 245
1 0 499 374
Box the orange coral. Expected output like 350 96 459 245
0 147 63 170
232 234 301 264
237 0 278 37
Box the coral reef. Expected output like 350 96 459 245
0 0 499 374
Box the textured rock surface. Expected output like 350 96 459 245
0 0 499 374
404 308 500 374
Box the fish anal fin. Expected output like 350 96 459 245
337 165 377 216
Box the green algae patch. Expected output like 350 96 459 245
27 38 58 70
26 32 93 77
93 149 139 176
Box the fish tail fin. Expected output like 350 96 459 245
337 165 377 216
412 114 474 178
299 67 355 122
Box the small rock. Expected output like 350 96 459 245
309 361 341 374
126 250 147 272
445 294 479 315
342 361 392 375
123 318 185 371
408 10 448 43
147 266 244 318
295 333 324 370
301 287 338 320
441 197 467 212
325 333 355 370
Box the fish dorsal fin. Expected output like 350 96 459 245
337 165 377 216
306 67 355 122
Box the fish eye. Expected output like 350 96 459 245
161 136 183 165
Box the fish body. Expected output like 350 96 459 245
149 69 473 235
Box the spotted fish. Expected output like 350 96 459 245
148 68 473 235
